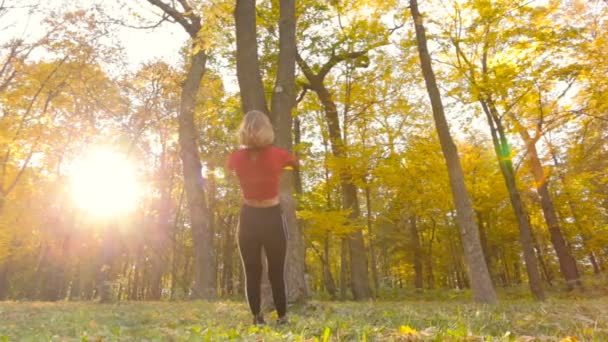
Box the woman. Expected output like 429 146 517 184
227 110 297 325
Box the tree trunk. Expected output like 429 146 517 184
323 234 337 298
234 0 269 114
548 144 599 277
345 188 373 300
28 241 48 299
149 158 172 300
476 210 492 269
182 253 191 297
500 249 511 286
293 117 304 195
170 237 178 300
426 218 436 289
479 98 545 300
409 0 497 304
52 226 73 301
131 244 144 300
0 239 14 300
0 262 8 300
147 0 216 301
365 185 380 294
267 0 308 302
340 237 349 300
410 214 423 289
531 230 553 285
170 188 184 300
295 57 372 299
519 128 581 289
513 261 522 285
97 228 118 303
234 0 307 303
117 260 130 301
69 262 82 300
180 50 216 299
589 252 601 275
222 218 235 296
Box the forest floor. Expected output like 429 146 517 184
1 289 607 341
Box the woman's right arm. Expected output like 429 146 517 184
280 148 299 171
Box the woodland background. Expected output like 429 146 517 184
0 0 607 311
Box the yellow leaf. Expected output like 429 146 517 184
399 325 417 335
560 337 579 342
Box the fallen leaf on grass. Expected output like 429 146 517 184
399 325 417 335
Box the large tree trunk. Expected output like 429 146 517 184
410 214 423 289
519 126 581 289
146 0 216 301
180 50 216 299
234 0 307 303
294 58 372 299
271 0 308 302
234 0 268 114
479 98 545 300
410 0 497 304
233 1 271 305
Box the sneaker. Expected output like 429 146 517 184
253 314 266 326
276 316 288 325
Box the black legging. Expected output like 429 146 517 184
238 204 288 317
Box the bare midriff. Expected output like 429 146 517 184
243 196 280 208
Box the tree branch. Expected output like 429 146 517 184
176 0 202 33
295 51 317 83
318 45 383 80
146 0 197 37
295 85 309 104
104 12 172 30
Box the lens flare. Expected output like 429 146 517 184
69 148 141 217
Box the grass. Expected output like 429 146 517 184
1 295 607 341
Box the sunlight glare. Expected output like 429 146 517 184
69 148 141 217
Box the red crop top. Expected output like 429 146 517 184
227 146 297 200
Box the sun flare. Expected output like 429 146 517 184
69 148 141 217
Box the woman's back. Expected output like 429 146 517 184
227 146 296 200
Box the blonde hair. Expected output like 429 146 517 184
238 110 275 148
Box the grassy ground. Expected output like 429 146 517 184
1 295 607 341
